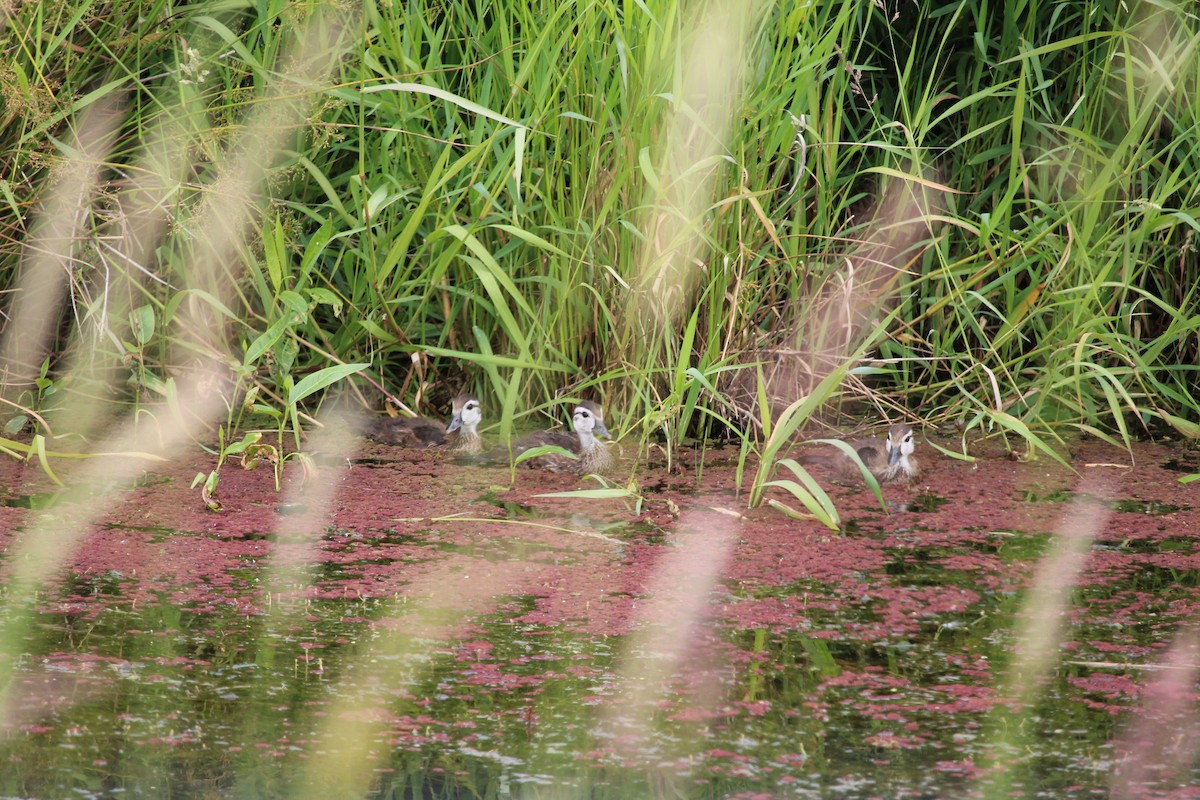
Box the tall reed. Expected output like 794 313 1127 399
0 0 1196 462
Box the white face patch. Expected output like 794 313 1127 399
886 426 916 463
572 403 611 440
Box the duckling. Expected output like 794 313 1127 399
801 422 920 484
510 400 614 474
366 394 483 454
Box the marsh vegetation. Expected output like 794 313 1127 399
0 0 1198 796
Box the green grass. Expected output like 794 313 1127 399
0 0 1197 485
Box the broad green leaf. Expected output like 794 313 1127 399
288 363 368 406
244 315 294 367
513 444 576 467
130 304 156 346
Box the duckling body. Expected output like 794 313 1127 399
802 423 920 484
511 400 613 474
367 416 444 448
367 394 483 454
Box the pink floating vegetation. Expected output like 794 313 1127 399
0 433 1195 796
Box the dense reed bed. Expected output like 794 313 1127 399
1 0 1197 464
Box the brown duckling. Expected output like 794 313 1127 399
366 394 483 454
801 422 920 484
510 400 613 474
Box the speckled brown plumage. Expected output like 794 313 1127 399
365 394 483 454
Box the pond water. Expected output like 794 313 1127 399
0 433 1197 798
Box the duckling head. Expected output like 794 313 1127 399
573 400 610 440
885 423 915 465
447 394 482 434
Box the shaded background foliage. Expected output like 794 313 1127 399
0 0 1197 451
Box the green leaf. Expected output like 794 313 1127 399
1155 411 1200 438
264 215 286 293
306 287 344 317
987 410 1073 470
30 435 64 487
533 488 632 499
288 363 368 406
764 458 841 529
443 226 540 353
491 224 570 258
360 82 526 129
299 219 333 285
278 289 308 317
923 439 977 463
637 146 661 192
803 442 886 510
130 304 156 346
244 315 294 367
421 345 565 372
513 444 576 467
222 432 264 456
356 318 398 343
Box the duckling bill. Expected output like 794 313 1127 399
366 394 483 454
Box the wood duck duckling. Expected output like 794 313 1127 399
802 422 920 484
511 400 613 474
366 394 483 454
872 423 920 483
